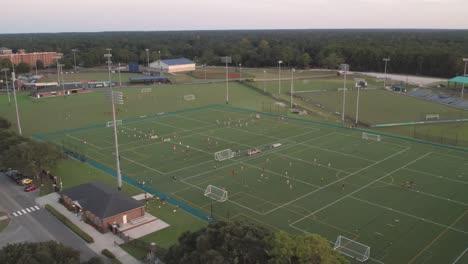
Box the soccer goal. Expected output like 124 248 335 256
334 236 370 262
425 114 440 121
184 94 196 101
362 132 381 142
106 120 122 127
214 149 234 161
141 87 152 94
204 185 228 202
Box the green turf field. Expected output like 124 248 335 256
40 71 145 83
36 105 468 264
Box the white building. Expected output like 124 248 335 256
149 58 195 73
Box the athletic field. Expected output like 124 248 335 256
36 105 468 264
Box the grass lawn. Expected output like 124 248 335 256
40 71 146 83
38 105 468 264
0 212 10 233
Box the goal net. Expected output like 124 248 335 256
106 120 122 127
204 185 228 202
425 114 440 121
141 88 152 94
362 132 381 142
334 236 370 262
214 149 234 161
184 94 196 101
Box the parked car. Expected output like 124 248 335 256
24 185 39 192
5 169 19 178
19 178 33 185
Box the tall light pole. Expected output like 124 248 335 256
203 64 207 80
383 58 390 89
355 80 361 126
58 64 65 97
290 68 295 108
118 62 122 87
278 60 283 95
221 56 231 104
158 50 161 75
105 49 123 191
1 68 10 104
461 58 468 99
34 52 38 76
263 70 266 93
145 49 150 68
55 57 61 84
71 49 78 72
340 64 350 126
11 72 22 135
239 63 242 81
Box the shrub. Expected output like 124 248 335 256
101 249 116 259
45 204 94 243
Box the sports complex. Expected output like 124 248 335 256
2 66 468 263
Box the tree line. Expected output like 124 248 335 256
0 29 467 77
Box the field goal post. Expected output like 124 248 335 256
184 94 196 101
334 236 370 262
362 132 381 142
204 185 228 202
425 113 440 121
141 87 152 94
214 149 234 161
106 120 122 127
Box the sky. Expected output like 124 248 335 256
0 0 467 33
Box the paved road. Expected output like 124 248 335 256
0 173 97 261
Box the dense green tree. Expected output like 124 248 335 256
0 241 80 264
36 59 45 70
16 62 31 74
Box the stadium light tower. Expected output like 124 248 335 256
290 68 295 108
221 56 232 104
263 70 266 93
54 56 62 84
71 49 78 72
34 52 38 76
239 63 242 81
11 71 22 135
1 68 11 105
340 64 350 126
462 58 468 99
58 64 66 97
278 60 283 95
104 49 123 191
355 80 361 126
383 58 391 89
203 64 207 80
145 49 150 68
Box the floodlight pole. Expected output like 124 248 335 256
11 72 22 136
58 64 65 97
34 52 38 76
340 64 349 126
263 70 266 93
225 61 229 104
290 68 295 108
145 49 150 68
105 49 123 191
278 60 283 95
118 62 122 87
72 49 78 72
1 68 10 105
383 58 390 89
462 58 468 99
355 84 361 126
239 63 242 81
56 58 61 84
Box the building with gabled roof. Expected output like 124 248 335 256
61 182 145 232
149 57 195 73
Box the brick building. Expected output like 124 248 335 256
0 47 62 67
61 182 145 232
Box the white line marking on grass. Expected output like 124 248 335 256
432 152 468 162
336 131 408 150
119 156 166 175
274 152 351 175
174 114 214 125
65 134 103 150
265 147 411 216
150 120 189 131
296 143 377 162
350 196 468 235
452 248 468 264
403 168 468 185
166 159 214 175
376 179 468 206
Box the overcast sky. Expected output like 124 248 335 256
1 0 467 33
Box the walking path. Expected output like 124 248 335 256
37 193 141 264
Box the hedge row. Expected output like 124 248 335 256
45 204 94 243
102 249 123 264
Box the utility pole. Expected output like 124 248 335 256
72 49 78 72
278 60 283 95
462 58 468 99
34 52 38 76
340 64 350 126
1 68 10 105
239 63 242 81
383 58 390 89
221 56 232 104
290 68 295 108
11 72 22 135
58 64 65 97
118 62 122 87
355 82 361 126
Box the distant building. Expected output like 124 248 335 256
30 85 88 98
61 182 145 233
0 48 63 67
149 58 195 73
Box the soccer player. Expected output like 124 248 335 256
172 176 177 181
232 169 236 176
342 183 345 191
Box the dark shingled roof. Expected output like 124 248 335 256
62 182 144 219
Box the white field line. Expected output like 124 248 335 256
265 147 411 216
65 134 103 150
350 196 468 235
336 131 408 150
289 151 427 223
119 156 166 175
431 151 468 161
452 248 468 264
166 159 215 175
296 142 377 163
169 141 212 155
376 179 467 206
403 168 468 185
150 120 189 131
240 162 321 188
174 114 214 125
274 152 351 175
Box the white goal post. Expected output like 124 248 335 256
334 236 370 262
204 185 228 202
141 87 152 93
214 149 235 161
425 114 440 121
362 132 381 142
106 120 122 127
184 94 196 101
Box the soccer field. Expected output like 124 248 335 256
36 105 468 264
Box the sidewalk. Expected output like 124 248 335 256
37 193 141 264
